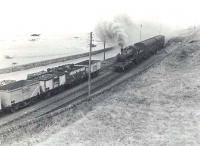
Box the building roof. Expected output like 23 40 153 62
0 80 37 91
75 60 101 66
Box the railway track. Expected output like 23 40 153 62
0 75 121 134
36 72 121 117
0 48 170 134
0 59 117 129
17 72 120 121
37 49 171 118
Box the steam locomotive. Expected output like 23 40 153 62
114 35 165 71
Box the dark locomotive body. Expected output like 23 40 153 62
115 35 165 71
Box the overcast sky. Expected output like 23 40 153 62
0 0 199 37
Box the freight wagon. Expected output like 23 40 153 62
65 65 87 86
0 80 40 112
27 71 47 80
75 60 101 77
0 35 165 113
0 59 102 112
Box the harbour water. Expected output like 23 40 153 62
0 33 113 69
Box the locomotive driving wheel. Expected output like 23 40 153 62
10 105 19 113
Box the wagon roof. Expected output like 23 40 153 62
47 64 74 72
0 80 37 91
52 71 65 76
28 70 47 76
27 70 47 78
46 69 65 76
38 73 56 81
47 64 84 73
75 60 101 66
70 65 85 71
135 35 164 47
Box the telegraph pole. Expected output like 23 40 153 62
140 24 142 41
11 62 17 72
103 40 106 60
88 32 93 96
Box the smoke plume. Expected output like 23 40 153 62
95 15 137 47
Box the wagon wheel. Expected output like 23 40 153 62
23 99 32 107
10 105 19 113
10 107 15 113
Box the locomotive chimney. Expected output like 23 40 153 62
118 42 124 51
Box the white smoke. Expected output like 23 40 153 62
95 14 176 47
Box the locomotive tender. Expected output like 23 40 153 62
0 60 101 112
114 35 165 71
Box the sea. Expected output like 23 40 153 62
0 33 112 69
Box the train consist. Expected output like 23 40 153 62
0 60 101 112
0 35 165 113
114 35 165 71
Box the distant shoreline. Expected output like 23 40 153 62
0 47 114 74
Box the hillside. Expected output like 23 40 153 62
34 31 200 146
2 30 200 146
